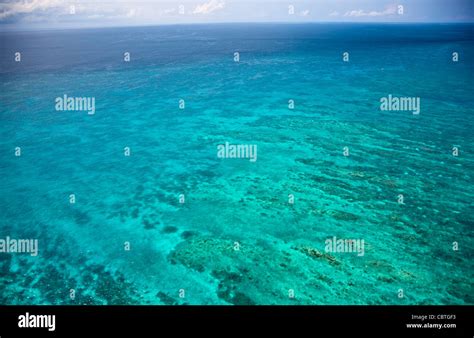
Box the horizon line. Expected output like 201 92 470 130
2 20 474 33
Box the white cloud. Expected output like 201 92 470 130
300 10 310 17
126 8 137 18
344 5 397 17
192 0 225 15
0 0 65 20
329 11 339 17
0 0 146 22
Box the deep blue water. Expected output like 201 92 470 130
0 24 473 305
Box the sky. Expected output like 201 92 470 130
0 0 473 30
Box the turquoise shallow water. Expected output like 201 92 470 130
0 23 473 305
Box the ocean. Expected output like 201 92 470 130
0 23 473 305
